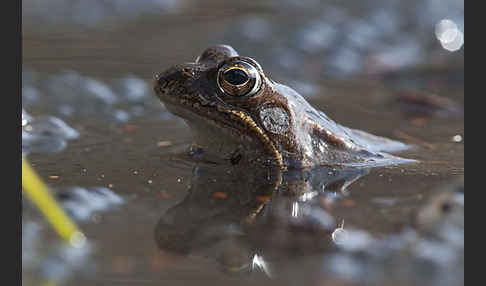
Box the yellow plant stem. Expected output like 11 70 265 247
22 156 84 245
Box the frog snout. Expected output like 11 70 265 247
153 70 173 98
154 67 177 88
156 64 197 87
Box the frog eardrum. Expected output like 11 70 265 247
217 58 262 97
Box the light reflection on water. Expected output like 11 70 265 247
435 19 464 52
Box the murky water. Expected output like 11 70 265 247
22 0 463 285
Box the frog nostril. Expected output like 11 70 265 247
156 72 174 90
154 73 169 95
156 73 166 84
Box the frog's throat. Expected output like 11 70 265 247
218 106 283 167
162 96 284 167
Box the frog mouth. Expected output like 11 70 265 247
159 93 257 139
154 84 223 124
155 86 284 167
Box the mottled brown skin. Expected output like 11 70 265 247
154 45 412 168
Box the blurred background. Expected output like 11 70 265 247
22 1 463 286
23 0 464 84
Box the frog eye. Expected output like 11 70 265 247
217 60 262 97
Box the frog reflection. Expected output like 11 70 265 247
154 164 368 274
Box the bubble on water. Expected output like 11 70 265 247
22 109 32 127
22 132 67 155
328 48 362 75
57 187 124 222
39 236 92 284
259 107 290 135
347 20 379 50
333 228 375 252
374 40 422 70
442 31 464 52
22 115 79 155
114 109 131 123
46 71 123 111
298 21 337 53
22 86 40 105
435 19 464 52
327 254 363 280
332 227 347 245
241 17 271 42
130 105 146 117
58 105 74 117
22 69 38 86
439 225 464 248
69 232 87 248
83 78 118 105
369 9 399 36
452 135 462 143
41 71 158 122
22 222 43 266
46 70 82 98
413 239 457 266
116 75 149 101
27 116 79 140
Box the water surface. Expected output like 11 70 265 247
22 1 464 285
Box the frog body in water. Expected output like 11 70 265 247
154 45 413 168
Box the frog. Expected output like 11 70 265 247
154 45 414 168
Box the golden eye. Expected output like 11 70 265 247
217 60 262 97
223 67 250 86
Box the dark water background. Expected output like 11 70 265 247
22 0 463 285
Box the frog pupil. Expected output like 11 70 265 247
223 69 249 85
